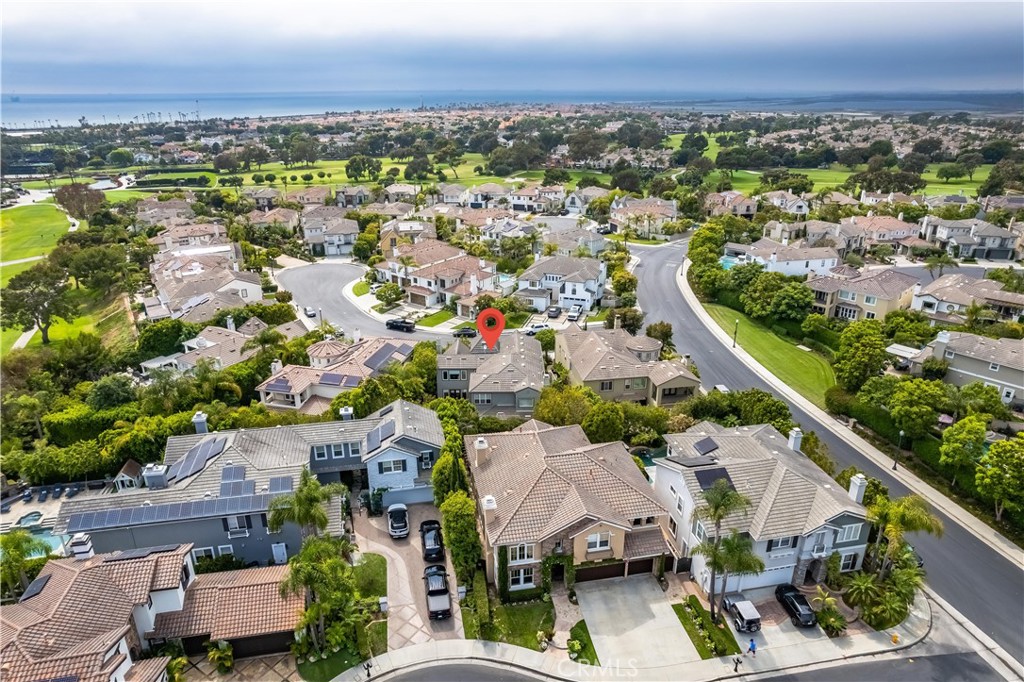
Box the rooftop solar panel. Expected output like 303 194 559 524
380 419 396 440
396 343 414 356
694 467 734 492
143 505 159 523
320 372 343 386
366 428 381 453
242 480 256 496
342 375 361 387
269 476 293 493
379 405 394 416
221 465 245 482
363 344 396 371
693 437 719 456
20 574 50 601
228 496 242 514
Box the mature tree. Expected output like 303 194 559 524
1 263 76 344
433 143 464 179
106 148 134 167
240 328 287 356
725 262 764 291
889 378 949 439
280 536 357 653
534 327 556 353
946 382 1011 422
86 373 137 410
611 270 638 297
800 430 837 476
7 393 47 439
345 154 382 181
975 435 1024 523
834 320 888 392
956 152 985 181
268 467 347 539
940 415 986 488
137 318 199 358
936 163 967 184
740 271 788 320
431 451 469 506
542 168 571 185
717 529 765 614
375 282 405 307
857 375 903 409
604 307 645 335
897 152 930 175
581 402 625 443
212 152 240 173
769 282 815 321
533 384 599 426
844 572 880 617
440 490 482 582
54 183 104 219
68 245 125 290
867 495 943 577
645 320 675 357
1 530 51 598
695 478 751 623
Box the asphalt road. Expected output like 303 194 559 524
633 241 1024 662
385 663 542 681
759 652 998 682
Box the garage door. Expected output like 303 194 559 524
382 486 434 507
231 632 295 658
575 561 625 582
626 558 654 575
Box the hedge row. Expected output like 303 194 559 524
474 570 491 626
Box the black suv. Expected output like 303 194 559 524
420 520 445 562
452 327 477 338
775 583 817 627
386 318 416 333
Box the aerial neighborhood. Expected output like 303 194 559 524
2 98 1024 682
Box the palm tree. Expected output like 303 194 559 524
397 255 418 286
869 589 908 627
844 572 880 617
867 495 943 578
695 478 751 622
811 585 837 610
924 252 958 279
962 300 996 331
280 535 356 652
241 328 286 356
191 359 242 403
716 530 765 614
268 467 348 539
1 529 51 598
888 565 924 605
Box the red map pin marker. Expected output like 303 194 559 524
476 307 506 350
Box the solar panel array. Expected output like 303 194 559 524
320 372 343 386
366 428 381 454
19 574 50 602
219 480 256 497
380 419 396 440
379 405 394 416
65 493 274 533
693 437 719 456
396 343 414 356
265 377 293 392
103 544 180 563
221 465 246 482
167 436 228 482
269 476 294 493
363 343 396 371
342 375 361 388
694 467 734 492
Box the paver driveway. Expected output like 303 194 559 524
575 575 700 669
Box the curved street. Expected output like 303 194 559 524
631 240 1024 662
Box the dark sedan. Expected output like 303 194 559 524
452 327 478 338
386 318 416 333
420 520 445 562
775 583 817 627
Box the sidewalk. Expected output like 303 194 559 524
340 277 469 332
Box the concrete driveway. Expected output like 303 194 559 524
353 502 463 650
731 587 832 654
575 575 700 668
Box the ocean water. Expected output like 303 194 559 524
1 90 1018 128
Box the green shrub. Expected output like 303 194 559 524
474 570 491 625
775 319 804 339
825 386 854 415
802 338 836 361
848 400 902 445
506 587 545 603
715 289 745 313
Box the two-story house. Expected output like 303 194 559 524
763 220 865 258
466 421 673 592
515 255 606 311
807 267 919 321
840 214 917 248
244 187 281 211
705 191 757 219
919 216 1017 260
654 423 871 588
609 197 678 237
437 332 545 413
723 238 839 277
910 331 1023 406
385 183 420 203
468 183 510 209
555 324 701 407
438 183 469 205
758 190 810 217
337 185 371 208
286 185 332 207
911 274 1024 325
301 206 359 256
247 207 300 232
378 219 437 253
54 400 444 564
174 317 308 373
564 186 609 215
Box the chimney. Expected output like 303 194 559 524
352 328 362 343
848 473 868 505
782 237 789 246
142 463 169 489
913 282 922 296
543 373 551 386
192 411 208 434
226 315 235 332
270 358 283 375
481 495 497 525
339 406 354 421
233 261 239 272
933 330 951 357
69 533 95 560
788 427 803 453
898 212 904 222
474 437 488 466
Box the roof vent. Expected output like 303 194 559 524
142 500 152 507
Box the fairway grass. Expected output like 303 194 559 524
703 303 835 408
1 203 72 262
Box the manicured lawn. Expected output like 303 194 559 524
0 203 72 262
569 620 600 666
352 281 370 296
103 189 156 203
366 620 388 656
296 648 363 682
1 327 26 356
703 303 835 408
417 309 454 327
486 599 555 651
505 311 530 329
371 302 399 314
353 553 387 599
2 258 41 286
672 598 741 660
452 320 476 330
606 233 663 246
587 308 610 323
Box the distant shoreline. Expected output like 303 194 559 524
2 90 1021 128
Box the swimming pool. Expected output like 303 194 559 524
16 511 43 528
720 255 741 270
0 527 67 557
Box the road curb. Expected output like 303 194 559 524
676 259 1023 569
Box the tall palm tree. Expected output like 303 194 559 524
397 255 418 286
962 300 996 331
924 252 958 279
1 529 51 598
695 478 751 622
241 328 286 356
280 535 355 652
716 530 765 614
867 495 943 578
191 359 242 403
888 565 924 605
268 467 348 539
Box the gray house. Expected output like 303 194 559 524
54 400 443 565
437 332 546 415
910 331 1023 407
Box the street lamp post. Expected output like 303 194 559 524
733 319 740 348
894 430 905 470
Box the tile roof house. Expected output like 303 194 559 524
337 185 371 209
565 186 609 215
246 207 299 231
609 197 679 237
437 332 546 414
555 324 700 407
859 190 924 206
910 273 1024 325
654 423 870 589
301 206 359 256
467 183 510 209
979 195 1024 215
807 268 919 322
374 239 499 310
243 187 281 211
258 337 415 415
909 331 1022 407
758 190 810 217
515 255 606 311
173 317 308 373
360 202 415 219
143 261 262 322
840 214 918 247
466 421 673 591
54 400 444 564
723 238 839 277
705 191 757 219
378 220 436 254
919 216 1017 260
286 185 332 207
149 222 230 255
763 220 865 258
542 225 607 257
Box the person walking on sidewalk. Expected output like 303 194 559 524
746 639 757 657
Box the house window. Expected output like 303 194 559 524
509 544 534 563
945 350 955 359
218 545 234 556
693 521 707 543
600 380 613 391
669 485 676 496
331 444 344 459
192 547 215 561
632 518 643 527
645 516 655 525
864 296 877 306
662 387 678 397
473 393 492 405
669 518 678 535
350 442 360 458
773 536 794 550
226 515 248 531
632 377 647 389
990 362 1000 371
865 312 876 320
420 450 434 468
841 553 857 571
838 523 862 543
517 397 535 409
509 567 534 588
587 532 611 551
313 445 328 461
676 498 683 513
378 459 407 474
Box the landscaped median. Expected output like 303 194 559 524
672 596 741 660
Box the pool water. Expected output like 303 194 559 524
720 255 740 270
16 511 42 527
34 529 68 556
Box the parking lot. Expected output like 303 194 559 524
353 502 463 649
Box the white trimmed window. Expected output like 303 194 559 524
945 350 955 359
587 532 611 551
510 567 534 588
864 296 877 306
600 380 613 391
838 523 862 543
773 536 794 550
633 377 647 389
313 445 328 461
218 545 234 556
379 459 406 474
473 393 492 405
841 553 857 571
192 547 214 561
509 544 534 563
694 520 707 543
990 362 1000 371
669 518 678 535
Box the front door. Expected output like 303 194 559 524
272 542 288 565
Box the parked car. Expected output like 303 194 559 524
566 304 584 321
420 520 445 562
387 503 410 539
386 318 416 333
304 306 317 318
64 485 81 499
370 283 384 294
712 384 731 394
723 592 762 632
881 536 924 569
452 327 477 338
52 485 63 499
524 322 550 336
38 488 49 503
423 565 453 620
775 583 817 627
546 306 562 318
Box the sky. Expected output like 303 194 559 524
2 0 1022 95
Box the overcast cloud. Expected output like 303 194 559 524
2 0 1021 94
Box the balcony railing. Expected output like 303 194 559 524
227 529 250 539
811 543 827 557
